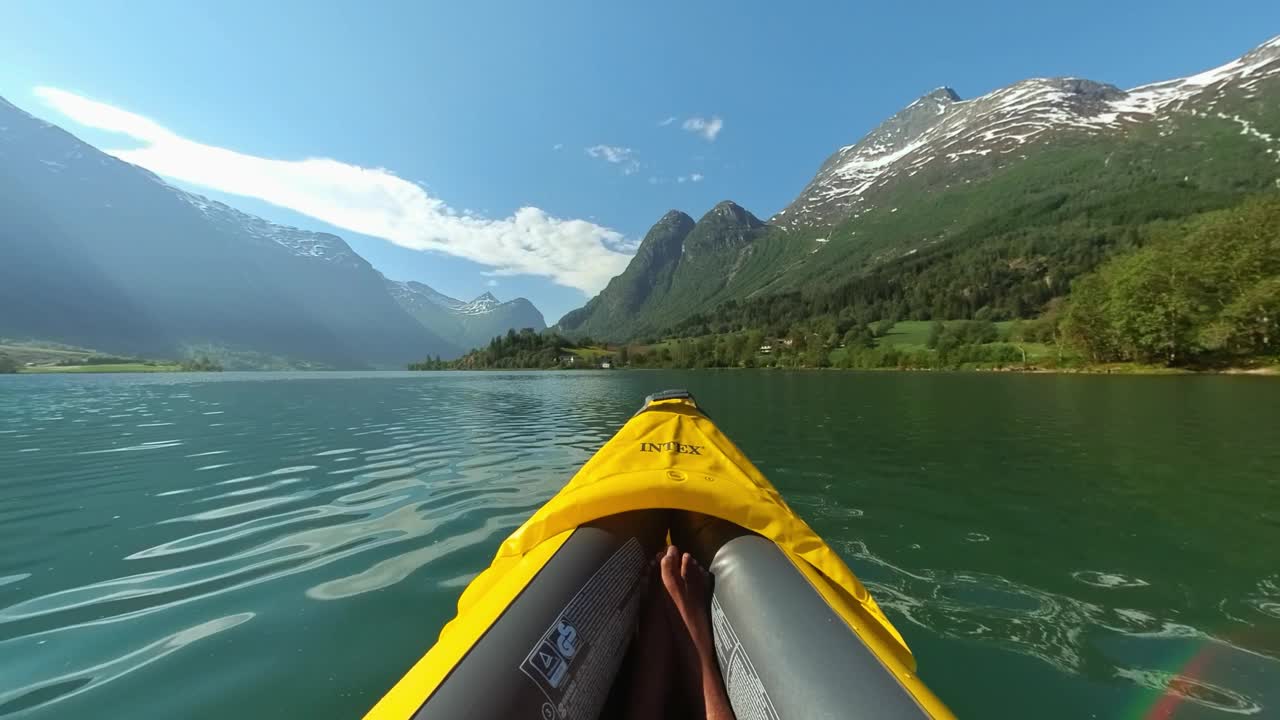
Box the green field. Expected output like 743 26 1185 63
869 321 1017 348
871 321 936 349
0 342 97 366
867 321 1059 364
567 346 613 360
20 363 183 374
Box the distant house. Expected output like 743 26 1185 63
559 354 578 365
600 361 612 369
759 344 773 355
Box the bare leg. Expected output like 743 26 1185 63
660 545 736 720
624 555 673 720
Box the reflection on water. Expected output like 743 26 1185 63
0 371 1277 719
0 614 255 717
837 538 1272 715
0 373 622 718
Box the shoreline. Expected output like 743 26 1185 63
17 364 184 374
9 364 1276 377
425 363 1280 376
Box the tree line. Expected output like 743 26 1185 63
411 328 586 370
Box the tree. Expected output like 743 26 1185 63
1106 244 1201 364
694 336 716 368
1061 275 1116 363
926 320 945 350
842 325 874 349
181 356 223 372
953 320 998 345
617 345 630 366
789 332 807 353
0 353 18 374
805 344 831 368
743 330 765 365
1204 277 1280 356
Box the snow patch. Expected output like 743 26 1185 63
172 187 357 264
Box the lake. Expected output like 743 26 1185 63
0 371 1277 719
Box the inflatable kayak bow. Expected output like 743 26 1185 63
365 390 954 719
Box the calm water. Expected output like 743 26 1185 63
0 371 1277 719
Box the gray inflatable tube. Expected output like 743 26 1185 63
413 511 928 720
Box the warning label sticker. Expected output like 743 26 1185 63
519 537 645 719
711 594 780 720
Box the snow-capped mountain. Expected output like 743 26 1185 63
776 34 1280 228
458 292 502 316
1 95 364 271
0 94 455 367
387 281 546 351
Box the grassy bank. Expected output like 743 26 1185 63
20 363 184 374
1 340 223 374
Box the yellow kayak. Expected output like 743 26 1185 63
364 390 954 719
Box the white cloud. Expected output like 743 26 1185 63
681 116 723 142
35 87 632 295
585 144 631 163
552 143 564 151
585 144 640 175
690 172 704 182
676 176 687 184
657 116 676 127
486 278 499 287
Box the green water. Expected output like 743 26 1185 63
0 371 1277 719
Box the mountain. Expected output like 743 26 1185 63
386 281 546 351
0 95 458 368
557 202 780 341
559 34 1280 339
776 35 1280 228
556 211 693 340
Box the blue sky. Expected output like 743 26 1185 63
2 1 1277 322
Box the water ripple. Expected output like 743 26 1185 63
3 371 1277 719
0 372 617 717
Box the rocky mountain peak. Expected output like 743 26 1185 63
634 210 696 258
990 76 1125 108
659 209 695 226
705 200 764 228
925 86 962 102
1243 34 1280 63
